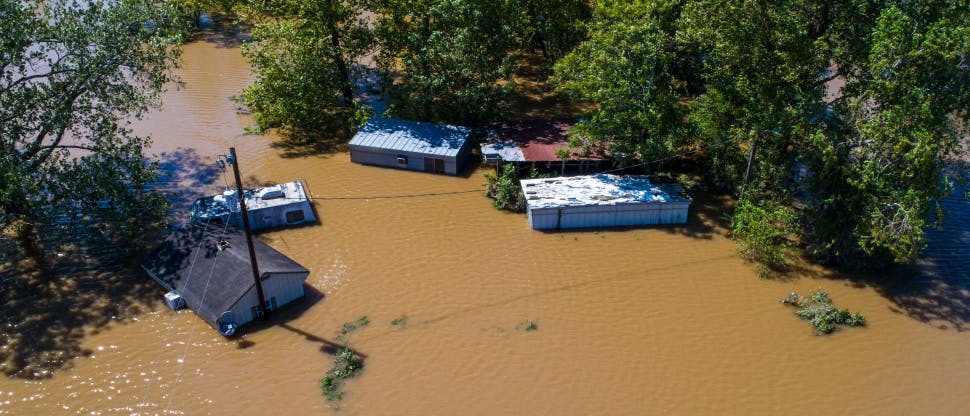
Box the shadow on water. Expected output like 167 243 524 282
191 15 253 49
156 147 224 216
268 126 353 159
0 251 160 379
278 324 368 359
884 182 970 331
235 286 368 359
232 284 326 336
782 181 970 331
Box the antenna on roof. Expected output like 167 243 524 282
216 157 230 190
219 148 269 320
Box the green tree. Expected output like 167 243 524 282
372 0 518 125
551 0 696 166
240 0 372 137
681 0 834 194
550 0 967 268
803 4 969 265
510 0 592 63
682 0 969 267
0 0 184 251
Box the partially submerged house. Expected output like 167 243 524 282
190 181 315 231
480 119 608 171
141 222 309 335
520 174 692 230
349 118 473 175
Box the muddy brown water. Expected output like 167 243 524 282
2 40 969 416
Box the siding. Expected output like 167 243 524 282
238 203 316 230
348 118 472 175
349 146 462 175
227 272 308 325
528 202 691 230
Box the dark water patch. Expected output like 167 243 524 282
0 247 159 379
191 15 253 48
155 147 224 216
835 183 970 331
892 182 970 330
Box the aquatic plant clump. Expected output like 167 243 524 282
336 316 370 342
320 348 365 401
781 289 865 334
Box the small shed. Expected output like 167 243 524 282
349 118 473 175
141 222 309 335
190 181 315 231
520 174 692 230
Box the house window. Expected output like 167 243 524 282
285 210 305 223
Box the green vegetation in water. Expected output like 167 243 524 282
320 348 365 402
731 200 797 278
516 320 539 332
391 315 408 327
336 316 369 343
781 289 865 335
485 164 545 212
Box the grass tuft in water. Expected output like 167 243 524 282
336 316 369 342
781 289 865 335
516 320 539 332
391 314 408 327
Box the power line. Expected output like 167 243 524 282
184 139 739 212
134 217 212 415
161 216 233 413
222 190 482 202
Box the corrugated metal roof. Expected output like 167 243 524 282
480 119 609 162
349 118 471 157
520 174 691 209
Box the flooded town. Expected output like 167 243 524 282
2 2 969 415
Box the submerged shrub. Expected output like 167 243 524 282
732 199 797 277
484 163 527 212
781 289 865 335
320 348 365 401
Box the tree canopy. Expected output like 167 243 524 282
0 0 185 251
372 0 520 125
552 0 968 268
240 0 372 137
552 0 695 165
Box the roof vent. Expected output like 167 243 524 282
258 185 284 200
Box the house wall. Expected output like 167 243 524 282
225 201 315 231
528 202 691 230
227 272 308 326
349 145 465 175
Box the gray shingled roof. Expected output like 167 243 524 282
349 118 471 157
141 221 308 327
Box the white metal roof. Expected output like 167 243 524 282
520 174 690 209
480 141 526 162
349 118 471 157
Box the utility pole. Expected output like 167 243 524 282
227 147 269 319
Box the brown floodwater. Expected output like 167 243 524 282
2 40 969 416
